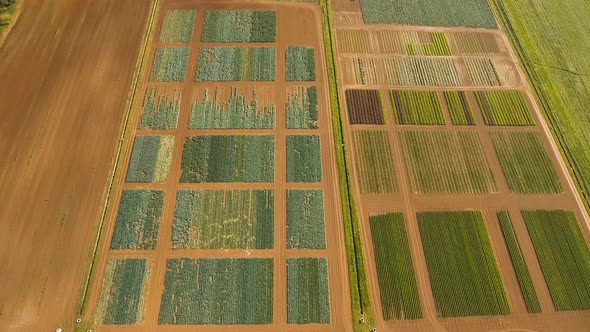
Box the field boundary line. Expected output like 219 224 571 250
77 0 160 316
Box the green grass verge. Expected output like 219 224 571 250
522 210 590 311
490 131 562 194
172 189 274 249
180 135 275 183
287 257 331 324
110 190 164 250
369 213 422 320
497 211 541 313
286 135 322 182
418 211 510 317
287 190 326 249
159 258 273 324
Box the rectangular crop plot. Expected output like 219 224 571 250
391 90 445 125
172 190 274 249
138 86 181 130
400 131 497 194
159 10 196 43
360 0 497 28
150 47 189 82
189 86 275 129
375 30 451 56
418 211 510 317
353 130 397 194
126 135 174 183
370 213 422 320
443 91 476 125
111 190 163 250
286 46 316 81
383 57 461 86
180 135 275 183
286 86 319 129
195 47 276 81
96 259 150 325
497 211 541 313
337 29 371 54
490 132 562 194
454 32 502 55
159 258 273 324
202 10 276 43
351 57 380 85
345 89 385 124
287 190 326 249
287 258 331 324
286 135 322 182
465 57 501 86
476 90 535 126
522 210 590 311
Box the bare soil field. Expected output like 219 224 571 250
83 1 353 331
331 0 590 330
0 0 151 331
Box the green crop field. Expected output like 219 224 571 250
126 135 174 183
476 90 534 126
287 258 331 324
286 46 316 81
492 0 590 214
369 213 422 320
353 130 397 194
138 87 181 130
201 10 276 42
418 211 510 317
490 132 562 194
400 131 497 194
180 135 275 183
286 86 319 129
286 135 322 182
287 190 326 249
159 258 273 324
497 211 540 313
159 10 196 43
383 58 461 86
195 47 276 81
150 47 190 82
172 190 274 249
464 58 502 86
443 91 476 125
360 0 497 28
95 259 150 325
522 210 590 310
111 190 164 250
374 31 451 56
391 90 445 125
189 87 276 129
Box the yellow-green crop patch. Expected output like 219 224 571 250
195 47 276 81
150 47 190 82
125 135 174 183
159 10 196 43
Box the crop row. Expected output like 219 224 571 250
476 90 534 126
443 91 475 125
196 47 276 81
384 57 461 86
287 258 331 323
345 89 385 124
391 90 445 125
453 32 502 55
464 57 502 86
286 46 316 81
523 210 590 310
370 213 422 320
126 135 174 183
201 10 275 43
418 211 510 317
353 130 397 194
189 86 276 129
138 86 182 130
286 86 319 129
286 135 322 182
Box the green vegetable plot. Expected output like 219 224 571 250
287 258 331 324
195 47 276 81
202 10 276 42
287 190 326 249
286 135 322 182
111 190 164 250
286 46 316 81
150 47 190 82
126 135 174 183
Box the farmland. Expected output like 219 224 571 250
180 135 275 183
353 130 397 194
138 87 182 130
369 213 421 320
476 90 534 126
418 211 510 317
287 190 326 249
286 135 322 182
490 131 562 194
391 90 445 125
150 47 190 82
201 10 276 43
159 10 196 43
522 210 590 311
172 190 274 249
287 258 331 323
126 136 174 183
286 46 316 81
454 32 502 55
400 131 497 194
443 91 475 125
195 46 276 81
159 258 273 324
383 58 461 86
286 86 319 129
345 89 384 125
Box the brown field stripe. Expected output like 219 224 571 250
393 90 405 124
458 91 474 125
477 91 494 125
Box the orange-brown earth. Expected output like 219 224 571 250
0 0 151 331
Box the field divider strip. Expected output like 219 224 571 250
77 0 160 316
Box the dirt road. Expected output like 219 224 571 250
0 1 150 330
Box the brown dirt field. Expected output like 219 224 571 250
0 0 151 331
83 1 353 331
331 0 590 330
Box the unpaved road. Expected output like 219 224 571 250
0 1 150 330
